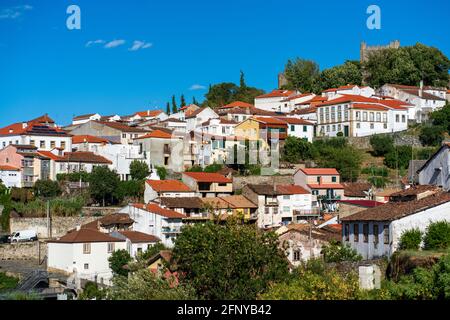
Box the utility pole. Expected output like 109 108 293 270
46 199 51 238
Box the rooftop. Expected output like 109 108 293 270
182 172 232 183
132 203 186 219
160 197 204 209
118 230 160 243
48 228 125 243
298 168 339 175
146 180 192 192
56 152 112 164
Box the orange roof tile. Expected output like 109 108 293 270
299 168 339 175
146 180 192 192
307 183 344 189
276 184 310 195
256 90 295 99
352 103 389 111
183 172 232 183
135 130 174 140
275 117 314 125
37 150 63 161
56 152 112 164
134 110 163 118
222 101 254 108
118 231 160 243
0 165 20 171
253 117 288 125
48 228 125 243
132 203 186 219
72 135 112 144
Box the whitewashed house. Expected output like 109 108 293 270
110 230 161 257
278 93 316 113
129 110 168 122
341 188 450 259
198 118 237 136
119 203 186 248
322 85 375 99
0 165 21 188
144 179 196 203
72 113 102 126
254 90 297 112
418 143 450 191
185 107 219 132
275 117 315 142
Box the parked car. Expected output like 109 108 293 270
9 230 38 243
0 234 10 244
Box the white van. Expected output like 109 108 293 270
9 230 38 243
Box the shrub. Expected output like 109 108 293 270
33 180 61 198
321 240 362 263
204 163 223 173
419 125 445 147
423 221 450 250
384 145 413 170
10 188 34 203
367 176 389 188
415 147 440 160
108 250 132 277
78 281 106 300
57 172 90 182
186 165 203 172
361 165 389 177
0 272 19 292
155 166 167 180
399 229 423 250
370 134 394 157
129 160 150 181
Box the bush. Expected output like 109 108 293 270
129 160 150 180
423 221 450 250
419 125 445 147
108 250 132 277
10 188 34 202
367 176 389 188
204 163 223 173
186 165 203 172
321 241 362 263
399 229 423 250
78 281 106 300
57 172 90 182
370 135 394 157
415 147 440 160
11 196 86 217
155 166 167 180
0 272 19 292
361 165 389 177
282 136 316 163
114 180 144 203
384 145 413 170
33 180 61 198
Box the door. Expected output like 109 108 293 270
344 126 349 137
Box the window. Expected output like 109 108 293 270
122 133 126 138
83 243 91 254
363 224 369 243
383 225 389 244
354 224 359 242
290 125 295 132
312 190 319 195
303 126 307 132
363 112 368 121
373 224 379 245
283 195 290 200
369 112 374 122
402 115 406 123
370 123 374 129
383 113 388 123
326 125 330 132
264 207 270 215
40 141 45 148
356 111 360 120
108 242 115 253
30 140 35 146
356 123 360 129
293 250 301 261
376 112 381 122
344 224 350 241
61 141 66 149
332 125 336 132
283 206 290 212
396 115 400 122
84 263 89 270
137 247 142 254
50 141 56 148
331 176 337 183
316 176 320 183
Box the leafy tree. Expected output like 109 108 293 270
419 125 445 147
114 180 144 203
321 241 362 263
33 180 61 198
282 58 320 92
129 160 150 181
384 146 413 170
139 243 167 260
317 144 363 182
399 229 423 250
317 60 362 92
89 166 120 206
260 259 361 300
108 249 132 277
282 136 316 163
78 281 106 300
423 221 450 250
172 222 289 300
171 95 178 114
370 134 395 157
429 103 450 133
239 70 246 88
155 166 167 180
108 269 197 300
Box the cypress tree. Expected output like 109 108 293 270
172 95 178 114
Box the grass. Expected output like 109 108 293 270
0 272 19 292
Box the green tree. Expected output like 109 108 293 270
172 222 289 300
370 134 395 157
429 103 450 133
180 94 186 108
171 95 178 114
108 269 197 300
108 249 132 277
166 102 171 115
114 180 144 203
282 58 320 92
282 136 316 163
317 61 362 92
155 166 167 180
204 163 223 173
384 146 413 170
129 160 150 181
239 70 246 88
0 181 8 196
419 125 445 147
89 166 120 206
78 281 106 300
192 96 198 105
33 180 61 198
321 241 362 263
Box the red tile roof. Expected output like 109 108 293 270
281 93 314 102
48 228 125 243
0 122 70 137
134 110 163 118
73 113 97 121
339 200 384 208
222 101 254 108
352 103 389 111
37 150 63 161
183 172 232 183
146 180 192 192
29 114 55 124
256 90 296 99
0 165 20 171
95 121 149 133
135 129 174 140
72 135 112 144
298 168 339 175
56 152 112 164
276 184 310 195
253 117 288 125
323 85 358 93
132 203 186 219
118 230 160 243
275 117 314 125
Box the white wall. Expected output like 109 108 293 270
0 170 21 188
287 124 314 142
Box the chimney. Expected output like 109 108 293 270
22 122 27 129
76 225 81 231
147 110 150 116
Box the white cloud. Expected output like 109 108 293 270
0 5 33 20
85 39 106 47
189 84 206 91
129 40 153 51
104 39 126 49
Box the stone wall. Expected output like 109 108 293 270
0 241 47 261
233 175 294 190
348 132 423 150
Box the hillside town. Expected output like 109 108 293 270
1 41 450 301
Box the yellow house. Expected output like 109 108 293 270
234 117 288 150
201 195 258 220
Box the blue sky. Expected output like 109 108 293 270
0 0 449 127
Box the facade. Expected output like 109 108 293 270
144 179 196 203
198 118 237 136
242 184 316 228
201 195 258 220
316 95 410 137
275 117 314 142
72 113 101 126
181 172 233 198
119 203 186 248
0 165 21 188
418 143 450 190
294 168 344 212
54 152 113 176
322 85 375 100
254 90 297 112
341 188 450 259
234 117 287 150
185 107 219 132
130 110 168 122
110 230 161 257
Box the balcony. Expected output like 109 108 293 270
162 226 182 234
293 209 321 217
